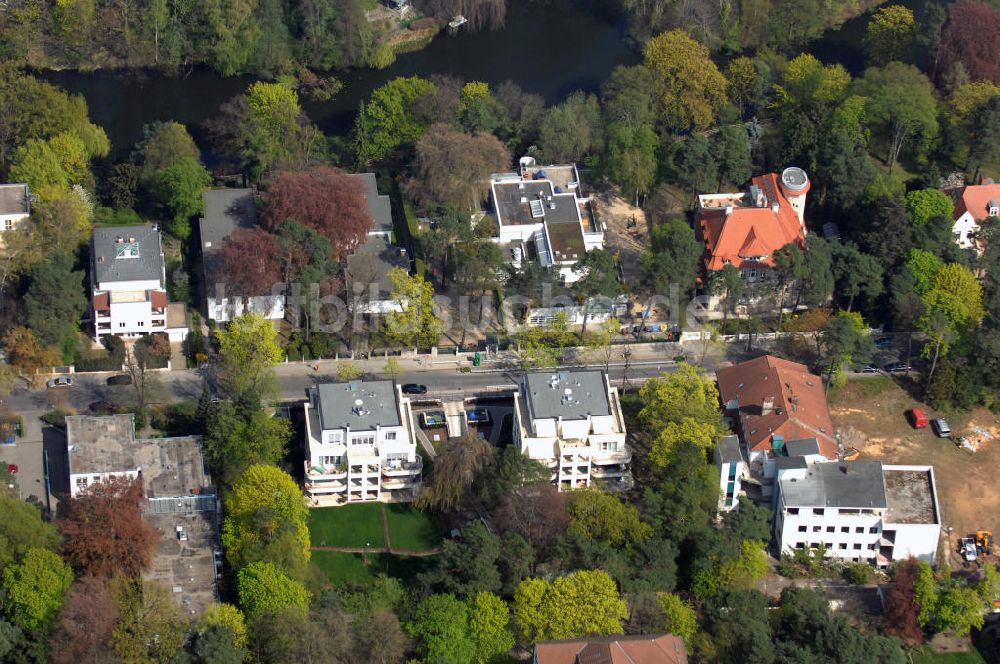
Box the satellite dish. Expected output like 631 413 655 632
354 399 364 406
564 388 573 396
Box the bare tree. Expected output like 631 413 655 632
416 431 493 511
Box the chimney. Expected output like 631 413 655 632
762 397 774 415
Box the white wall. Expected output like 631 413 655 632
99 299 163 338
207 294 285 323
777 506 884 561
953 212 979 249
98 277 162 292
887 522 940 563
70 470 139 497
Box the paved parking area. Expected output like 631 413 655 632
0 413 66 513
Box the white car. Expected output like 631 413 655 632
46 377 73 388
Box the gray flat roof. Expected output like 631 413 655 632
92 225 164 284
0 183 29 215
779 460 888 509
716 435 742 464
523 371 611 421
346 235 408 299
884 468 938 525
144 511 219 617
493 180 580 227
353 173 393 235
316 381 401 432
546 221 585 263
785 438 821 457
199 189 256 254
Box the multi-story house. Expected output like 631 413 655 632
775 457 941 566
715 435 747 512
90 225 188 342
0 183 29 235
947 177 1000 250
346 173 409 316
512 370 632 491
488 157 603 284
303 380 422 506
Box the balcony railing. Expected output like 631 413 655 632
591 465 627 478
592 448 633 464
305 461 347 479
382 457 423 476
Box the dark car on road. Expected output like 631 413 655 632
885 362 912 373
401 384 428 395
874 337 893 349
107 374 132 386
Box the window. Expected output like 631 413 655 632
137 321 144 327
787 508 799 515
75 477 88 489
841 526 849 533
869 544 878 551
853 543 862 550
798 525 807 532
826 526 835 533
813 508 825 515
991 205 999 217
4 220 12 231
385 431 397 441
795 543 805 549
352 434 375 446
869 526 879 534
812 526 821 532
329 432 342 444
838 543 848 550
119 322 126 328
855 527 864 534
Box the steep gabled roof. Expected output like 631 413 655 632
952 183 1000 222
716 355 837 459
534 634 687 664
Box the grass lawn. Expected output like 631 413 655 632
311 550 437 587
307 503 385 548
910 648 987 664
384 504 441 550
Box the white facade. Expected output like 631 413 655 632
513 371 632 491
206 293 286 324
715 436 746 512
954 211 982 250
303 382 422 506
70 469 139 497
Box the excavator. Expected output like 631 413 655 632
977 530 993 558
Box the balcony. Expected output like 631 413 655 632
305 461 347 479
306 480 346 493
591 448 632 464
383 477 421 490
591 465 627 478
382 457 423 476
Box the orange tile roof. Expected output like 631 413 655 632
697 173 806 271
716 355 837 459
951 183 1000 222
534 634 687 664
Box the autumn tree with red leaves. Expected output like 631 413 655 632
940 0 1000 85
882 558 925 646
216 227 284 300
57 476 159 579
49 575 120 664
407 124 512 210
261 167 372 262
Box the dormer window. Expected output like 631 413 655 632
989 199 999 218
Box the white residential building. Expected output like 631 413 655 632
948 179 1000 250
513 370 632 491
346 173 410 316
774 458 941 566
0 183 29 235
303 380 422 506
90 225 188 342
489 157 603 284
715 435 747 512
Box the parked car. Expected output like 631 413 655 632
401 384 428 395
885 362 912 373
932 418 951 438
961 537 979 562
874 337 893 349
859 365 880 374
908 408 928 429
106 374 132 386
46 377 73 388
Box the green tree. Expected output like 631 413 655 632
638 218 702 315
221 464 310 574
643 29 728 131
204 403 292 485
237 561 310 618
567 489 653 547
639 363 727 435
112 579 188 664
712 263 745 331
47 132 89 185
0 497 61 572
831 242 883 312
408 594 475 664
513 570 628 642
675 134 718 197
9 139 69 198
712 124 752 191
419 522 503 598
2 548 73 630
657 593 698 649
382 268 444 350
468 592 515 664
649 418 721 471
936 585 985 636
725 56 761 117
354 76 437 164
601 65 658 129
213 312 284 412
865 5 917 66
199 603 248 650
148 156 211 239
24 253 87 360
571 249 621 337
821 311 874 384
135 121 201 181
538 92 604 163
906 188 954 227
605 122 658 205
914 559 938 626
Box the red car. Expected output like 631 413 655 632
908 408 928 429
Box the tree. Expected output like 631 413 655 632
601 65 658 129
457 81 508 134
357 610 411 664
538 92 604 163
336 361 364 381
567 489 652 547
914 559 938 627
712 125 752 191
712 264 745 331
354 76 437 164
820 311 874 384
674 134 717 197
648 418 721 471
408 594 475 664
854 63 939 173
382 268 444 350
216 227 283 304
409 124 511 210
122 337 166 428
49 576 119 664
571 249 621 337
200 603 248 650
112 579 188 663
2 548 73 630
134 120 201 181
643 29 728 131
865 5 917 65
213 312 284 412
417 432 492 512
726 56 761 117
936 585 985 636
906 188 954 227
639 364 726 436
918 262 984 382
496 482 570 561
237 561 311 618
940 0 1000 86
204 403 292 485
468 591 515 664
831 242 883 312
147 156 211 239
477 445 551 509
605 122 657 205
179 624 248 664
657 593 698 649
222 464 310 574
513 570 628 642
9 138 69 198
1 327 59 378
261 167 372 262
57 476 159 579
0 495 61 572
419 521 503 597
24 252 87 355
638 219 702 314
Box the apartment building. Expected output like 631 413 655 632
303 380 422 506
715 435 747 512
513 370 632 491
90 225 188 342
775 458 941 566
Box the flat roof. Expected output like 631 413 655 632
92 225 164 284
546 221 585 263
779 460 888 510
199 189 256 254
492 180 580 227
884 468 938 525
716 435 742 464
144 511 219 617
785 438 821 457
352 173 393 235
345 235 408 299
0 183 29 215
315 381 401 432
523 371 611 421
522 164 579 194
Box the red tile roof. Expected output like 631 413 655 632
534 634 687 664
697 173 806 271
716 355 837 459
150 290 167 309
951 183 1000 222
93 292 110 312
